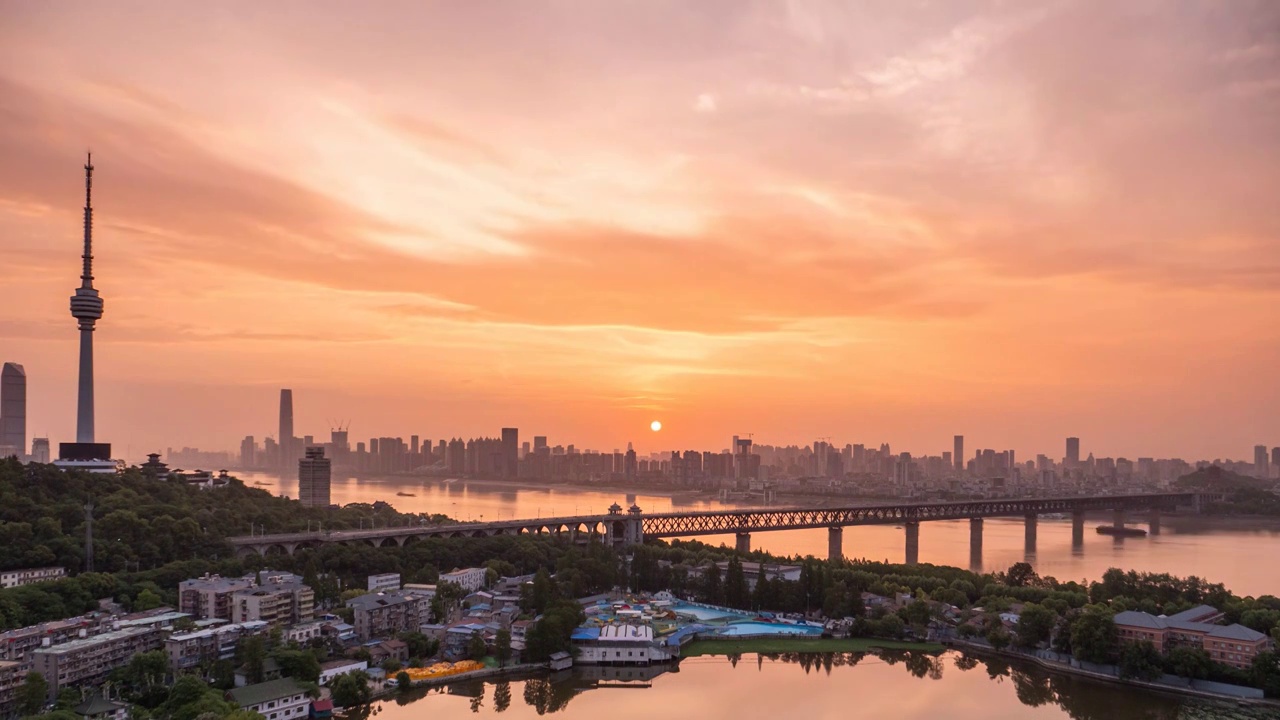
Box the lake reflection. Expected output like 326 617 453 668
355 650 1265 720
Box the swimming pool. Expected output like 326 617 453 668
670 603 747 622
719 621 823 636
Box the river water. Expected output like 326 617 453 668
241 473 1280 597
360 651 1265 720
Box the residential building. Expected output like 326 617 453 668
1114 606 1273 670
439 567 487 593
0 616 96 663
179 574 257 621
227 678 310 720
232 578 314 627
366 639 409 665
166 621 268 671
318 659 367 686
284 621 324 645
0 660 22 716
346 589 434 642
299 447 331 507
31 627 165 699
71 696 129 720
0 566 67 589
367 573 401 592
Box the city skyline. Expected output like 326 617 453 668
1 3 1278 458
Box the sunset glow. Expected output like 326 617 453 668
0 2 1277 458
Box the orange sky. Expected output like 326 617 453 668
1 2 1277 461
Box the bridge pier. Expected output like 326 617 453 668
735 532 751 555
1024 513 1038 556
1072 511 1086 548
1148 509 1161 536
969 518 983 571
904 522 919 565
1113 508 1126 530
828 527 843 562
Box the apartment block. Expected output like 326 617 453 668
346 589 435 642
165 621 269 671
0 566 67 589
179 574 257 621
231 581 314 626
0 660 22 716
439 567 487 593
30 627 165 699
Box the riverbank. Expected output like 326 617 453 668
681 637 944 656
951 640 1277 707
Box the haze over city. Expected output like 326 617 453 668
1 2 1278 459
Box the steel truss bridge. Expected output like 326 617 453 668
228 492 1215 560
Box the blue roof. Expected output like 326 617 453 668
570 627 601 641
664 624 709 647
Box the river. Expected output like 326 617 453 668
239 472 1280 597
356 651 1266 720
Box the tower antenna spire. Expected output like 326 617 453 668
82 151 94 287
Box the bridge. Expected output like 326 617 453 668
229 492 1217 564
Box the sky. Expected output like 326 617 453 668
1 1 1277 462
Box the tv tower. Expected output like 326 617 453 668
70 153 104 443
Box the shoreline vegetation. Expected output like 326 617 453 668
679 637 945 656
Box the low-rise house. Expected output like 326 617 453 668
321 621 356 643
72 695 129 720
319 659 368 685
1114 606 1274 670
309 698 334 719
227 678 310 720
234 657 282 688
570 624 676 666
548 651 573 671
367 639 408 665
367 574 401 593
285 621 325 645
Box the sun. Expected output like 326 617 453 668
650 420 662 432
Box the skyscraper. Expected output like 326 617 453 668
298 446 331 507
953 435 964 472
1254 445 1270 479
1065 437 1081 468
501 428 518 478
30 438 50 464
240 436 256 468
279 389 294 472
0 363 25 456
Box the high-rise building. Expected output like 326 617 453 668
239 436 255 468
279 389 294 472
299 447 331 507
1065 437 1081 468
30 438 50 464
953 435 963 472
1273 447 1280 472
0 363 24 457
501 428 518 477
1255 445 1270 479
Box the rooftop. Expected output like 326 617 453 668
228 677 307 708
32 627 156 656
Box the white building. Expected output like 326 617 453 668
572 624 676 666
367 573 401 592
319 659 368 685
439 567 487 593
227 678 310 720
283 621 324 644
0 566 66 589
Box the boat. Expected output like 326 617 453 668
396 491 417 497
1096 525 1147 537
253 481 270 486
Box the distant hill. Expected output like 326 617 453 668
1173 465 1271 491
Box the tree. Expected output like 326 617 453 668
1164 646 1212 680
899 599 932 627
329 671 372 708
134 588 164 611
236 635 267 686
18 672 47 715
724 556 749 610
273 649 321 683
496 629 512 668
1003 562 1040 588
1250 651 1280 698
493 680 512 713
1069 609 1117 664
1118 640 1164 681
522 569 556 615
701 563 723 605
468 631 488 662
986 626 1012 651
1015 603 1058 648
396 670 411 691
